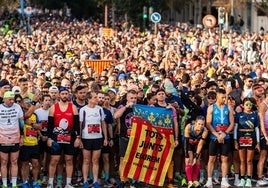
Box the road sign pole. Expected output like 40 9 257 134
143 20 146 32
154 23 158 35
219 24 222 46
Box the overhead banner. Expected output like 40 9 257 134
121 105 175 186
85 60 114 74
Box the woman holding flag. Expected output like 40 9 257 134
184 115 208 188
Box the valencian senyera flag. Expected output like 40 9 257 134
121 104 175 186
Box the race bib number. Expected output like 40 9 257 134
57 134 71 144
88 124 101 133
239 137 253 147
41 121 48 131
25 128 38 137
216 124 228 132
189 139 199 145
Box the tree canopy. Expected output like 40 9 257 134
2 0 267 27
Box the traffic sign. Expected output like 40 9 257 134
202 14 217 29
151 12 161 23
25 6 32 16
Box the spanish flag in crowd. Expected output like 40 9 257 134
121 105 175 186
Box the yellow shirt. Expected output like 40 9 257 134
23 113 38 146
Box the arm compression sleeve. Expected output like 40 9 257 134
19 119 24 135
234 123 238 140
256 126 260 143
73 115 80 137
47 116 54 139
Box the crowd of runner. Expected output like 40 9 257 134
0 14 268 188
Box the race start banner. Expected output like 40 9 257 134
121 104 175 186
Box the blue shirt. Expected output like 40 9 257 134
103 108 114 125
235 111 259 138
210 104 230 140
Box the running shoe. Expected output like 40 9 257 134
22 182 30 188
55 181 62 188
64 184 74 188
203 182 213 188
174 175 181 183
234 178 240 187
263 174 268 181
199 176 206 185
187 181 193 188
181 177 188 187
192 180 201 188
92 182 100 188
237 178 245 187
83 182 89 188
47 184 54 188
245 178 252 187
257 178 268 186
33 181 41 188
212 177 220 185
220 181 232 188
103 180 113 187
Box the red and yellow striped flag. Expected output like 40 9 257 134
85 60 114 74
121 116 175 186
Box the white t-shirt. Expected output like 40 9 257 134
79 105 105 139
34 108 49 122
0 103 24 144
34 107 49 133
